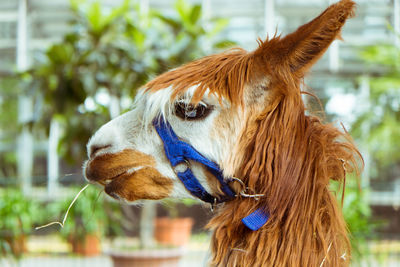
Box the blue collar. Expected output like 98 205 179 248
153 116 269 231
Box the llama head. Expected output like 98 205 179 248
84 0 356 206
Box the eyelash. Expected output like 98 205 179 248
174 101 212 121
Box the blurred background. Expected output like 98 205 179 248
0 0 399 266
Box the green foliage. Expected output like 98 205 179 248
352 33 400 166
161 198 198 218
155 0 233 68
346 26 400 265
48 185 122 241
0 188 43 258
0 78 20 179
331 176 376 265
0 78 19 131
21 0 233 165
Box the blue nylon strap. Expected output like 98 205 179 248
153 117 236 199
241 208 270 231
177 169 216 203
153 116 269 230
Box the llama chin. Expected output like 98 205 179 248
84 1 361 266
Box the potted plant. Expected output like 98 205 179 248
154 199 196 247
0 188 43 259
49 185 109 256
108 201 185 267
109 199 197 266
108 245 184 267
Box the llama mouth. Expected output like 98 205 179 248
99 177 114 186
103 172 131 200
102 179 112 185
99 166 174 202
109 172 126 182
97 171 127 186
99 166 148 187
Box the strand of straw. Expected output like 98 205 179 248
35 184 90 230
319 242 332 267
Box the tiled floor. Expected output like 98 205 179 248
1 251 210 267
1 235 210 267
1 237 400 267
2 251 400 267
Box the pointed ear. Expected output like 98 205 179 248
254 0 355 76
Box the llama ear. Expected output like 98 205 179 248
254 0 355 76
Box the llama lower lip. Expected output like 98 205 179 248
105 189 120 200
104 179 123 200
103 171 131 199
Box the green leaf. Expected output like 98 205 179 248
360 44 400 68
156 14 181 31
46 44 74 64
207 18 229 37
189 5 201 24
175 0 189 22
214 40 237 49
370 77 400 94
103 0 130 26
69 0 83 12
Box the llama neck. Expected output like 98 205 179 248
208 99 356 266
208 186 349 267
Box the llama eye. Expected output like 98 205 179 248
174 102 211 120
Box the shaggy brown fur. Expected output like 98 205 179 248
146 48 252 106
146 1 360 266
208 107 359 266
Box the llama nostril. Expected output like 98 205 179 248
89 144 112 158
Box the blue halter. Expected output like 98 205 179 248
153 116 269 231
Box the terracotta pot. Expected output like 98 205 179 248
5 235 27 256
109 248 183 267
70 234 101 256
154 217 194 246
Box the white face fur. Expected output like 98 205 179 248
83 84 260 203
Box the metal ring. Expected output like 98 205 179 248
173 159 190 175
230 177 265 199
230 177 246 188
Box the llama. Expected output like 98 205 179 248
84 0 361 266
